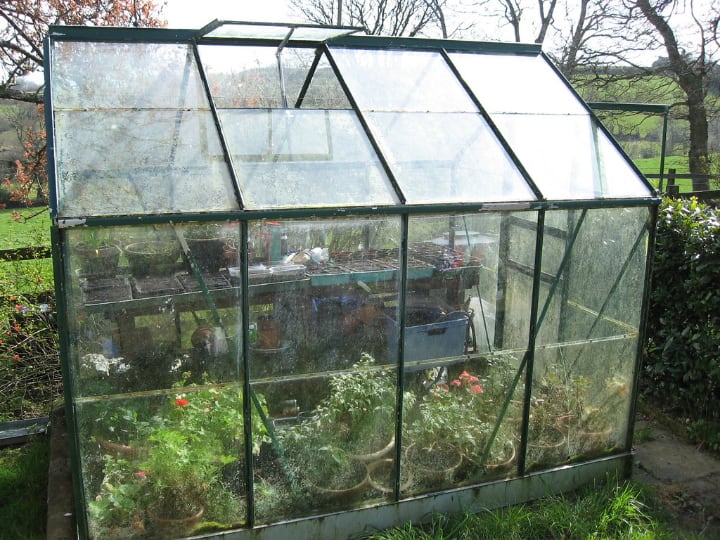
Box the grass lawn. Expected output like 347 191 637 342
0 435 691 540
0 437 48 540
0 207 51 250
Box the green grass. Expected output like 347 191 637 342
365 478 686 540
0 437 49 540
0 207 51 250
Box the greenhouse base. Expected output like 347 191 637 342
190 453 634 540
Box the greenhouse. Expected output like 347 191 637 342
44 21 659 539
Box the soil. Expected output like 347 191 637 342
632 403 720 539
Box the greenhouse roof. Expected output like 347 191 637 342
45 22 657 221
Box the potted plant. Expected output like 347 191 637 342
73 229 121 278
124 240 181 277
315 353 399 460
88 382 269 536
183 223 229 273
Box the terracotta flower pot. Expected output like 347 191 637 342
147 505 204 537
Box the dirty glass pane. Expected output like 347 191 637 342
525 207 648 470
54 110 238 216
220 109 398 208
247 217 401 521
400 213 529 495
64 222 243 397
51 41 206 109
328 47 535 203
535 207 649 348
366 112 535 203
66 222 248 536
50 41 239 217
449 52 586 115
329 48 476 112
493 115 652 199
299 53 352 109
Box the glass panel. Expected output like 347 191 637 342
51 41 239 217
54 110 238 216
203 23 359 42
51 41 206 109
525 207 648 470
365 112 535 204
449 52 587 115
493 114 652 199
535 207 649 347
66 222 249 537
246 217 401 522
200 45 283 108
64 222 242 396
300 53 352 109
402 213 529 495
527 340 634 471
220 110 398 208
330 48 477 112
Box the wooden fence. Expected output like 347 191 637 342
645 169 720 204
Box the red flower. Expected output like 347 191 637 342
470 384 484 395
175 398 189 407
15 305 23 311
12 354 20 362
134 470 147 479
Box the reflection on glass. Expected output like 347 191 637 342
66 223 242 397
221 110 398 208
330 48 476 112
493 115 652 199
366 112 535 203
54 110 238 217
449 52 586 115
51 41 206 109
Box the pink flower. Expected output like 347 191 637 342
470 384 484 395
451 379 462 387
459 371 471 380
12 354 20 362
134 470 147 479
467 375 479 383
175 398 189 407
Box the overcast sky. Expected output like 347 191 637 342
164 0 295 28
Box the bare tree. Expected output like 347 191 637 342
479 0 558 43
632 0 714 185
0 0 165 102
290 0 441 36
536 1 717 185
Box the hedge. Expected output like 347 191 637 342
643 197 720 421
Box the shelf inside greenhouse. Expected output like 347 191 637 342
45 20 660 539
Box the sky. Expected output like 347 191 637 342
163 0 295 28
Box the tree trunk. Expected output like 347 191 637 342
636 0 710 189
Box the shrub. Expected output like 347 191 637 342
643 197 720 422
0 247 59 421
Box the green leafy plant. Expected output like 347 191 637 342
644 197 720 427
89 383 268 534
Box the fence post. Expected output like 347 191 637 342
666 168 679 197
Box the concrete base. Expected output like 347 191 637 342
46 405 77 540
